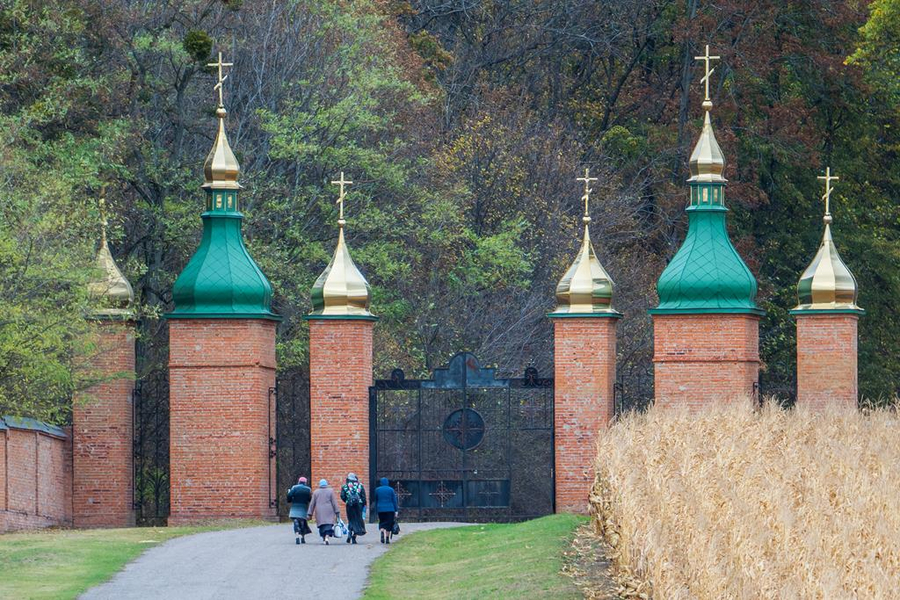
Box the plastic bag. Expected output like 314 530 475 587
334 518 347 538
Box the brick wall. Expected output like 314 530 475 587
796 313 858 409
308 319 373 512
653 314 760 409
73 320 135 528
168 319 277 524
0 422 72 532
553 318 618 514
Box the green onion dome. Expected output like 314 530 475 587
167 102 278 320
652 110 761 315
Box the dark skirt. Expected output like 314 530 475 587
378 511 395 532
318 523 334 538
293 518 312 536
346 503 366 536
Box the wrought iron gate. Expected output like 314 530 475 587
133 369 169 525
369 353 554 522
275 367 311 518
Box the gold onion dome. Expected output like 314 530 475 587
688 111 726 183
795 223 860 310
309 173 374 318
203 106 241 190
795 170 862 312
550 168 618 316
552 221 616 314
88 199 134 316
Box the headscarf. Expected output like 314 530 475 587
298 477 307 484
380 477 389 486
347 472 359 483
319 479 328 488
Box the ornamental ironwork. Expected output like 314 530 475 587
370 352 554 522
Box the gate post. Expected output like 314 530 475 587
73 209 136 528
306 173 376 506
649 58 763 409
165 72 280 524
791 169 864 410
549 169 621 514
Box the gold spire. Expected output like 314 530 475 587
202 52 241 190
87 189 134 316
309 173 373 317
551 168 617 315
795 168 861 311
688 45 726 183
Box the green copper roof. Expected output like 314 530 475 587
652 188 760 314
167 190 278 320
652 104 760 315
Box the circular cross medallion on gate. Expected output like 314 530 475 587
442 408 485 450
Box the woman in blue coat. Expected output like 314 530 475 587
373 477 399 543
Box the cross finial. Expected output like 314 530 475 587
207 51 234 108
817 167 839 223
576 167 598 223
99 185 108 245
694 44 721 110
331 171 353 225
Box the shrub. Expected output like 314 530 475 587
591 401 900 599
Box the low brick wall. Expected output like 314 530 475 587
0 417 72 532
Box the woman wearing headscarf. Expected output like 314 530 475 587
307 479 339 544
286 476 312 544
373 477 399 544
339 472 367 544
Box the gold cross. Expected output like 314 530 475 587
99 185 108 244
576 167 598 219
331 171 353 222
207 52 234 107
694 44 720 104
818 167 839 215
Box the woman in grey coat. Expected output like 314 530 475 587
307 479 340 544
287 476 312 544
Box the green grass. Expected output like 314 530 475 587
363 514 587 600
0 520 268 600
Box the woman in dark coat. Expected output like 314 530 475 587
287 476 313 544
339 472 367 544
373 477 399 544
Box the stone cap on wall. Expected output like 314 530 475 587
0 416 68 439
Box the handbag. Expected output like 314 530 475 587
392 520 400 536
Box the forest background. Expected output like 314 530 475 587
2 0 899 422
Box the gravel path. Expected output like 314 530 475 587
80 522 464 600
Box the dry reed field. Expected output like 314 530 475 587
590 401 900 599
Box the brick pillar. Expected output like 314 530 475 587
308 318 374 506
795 313 859 409
168 319 277 524
552 317 618 514
72 320 135 528
653 314 760 409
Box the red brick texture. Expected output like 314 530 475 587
168 319 277 524
553 317 617 514
796 314 859 410
73 320 135 528
653 314 760 409
0 427 72 532
308 319 373 512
